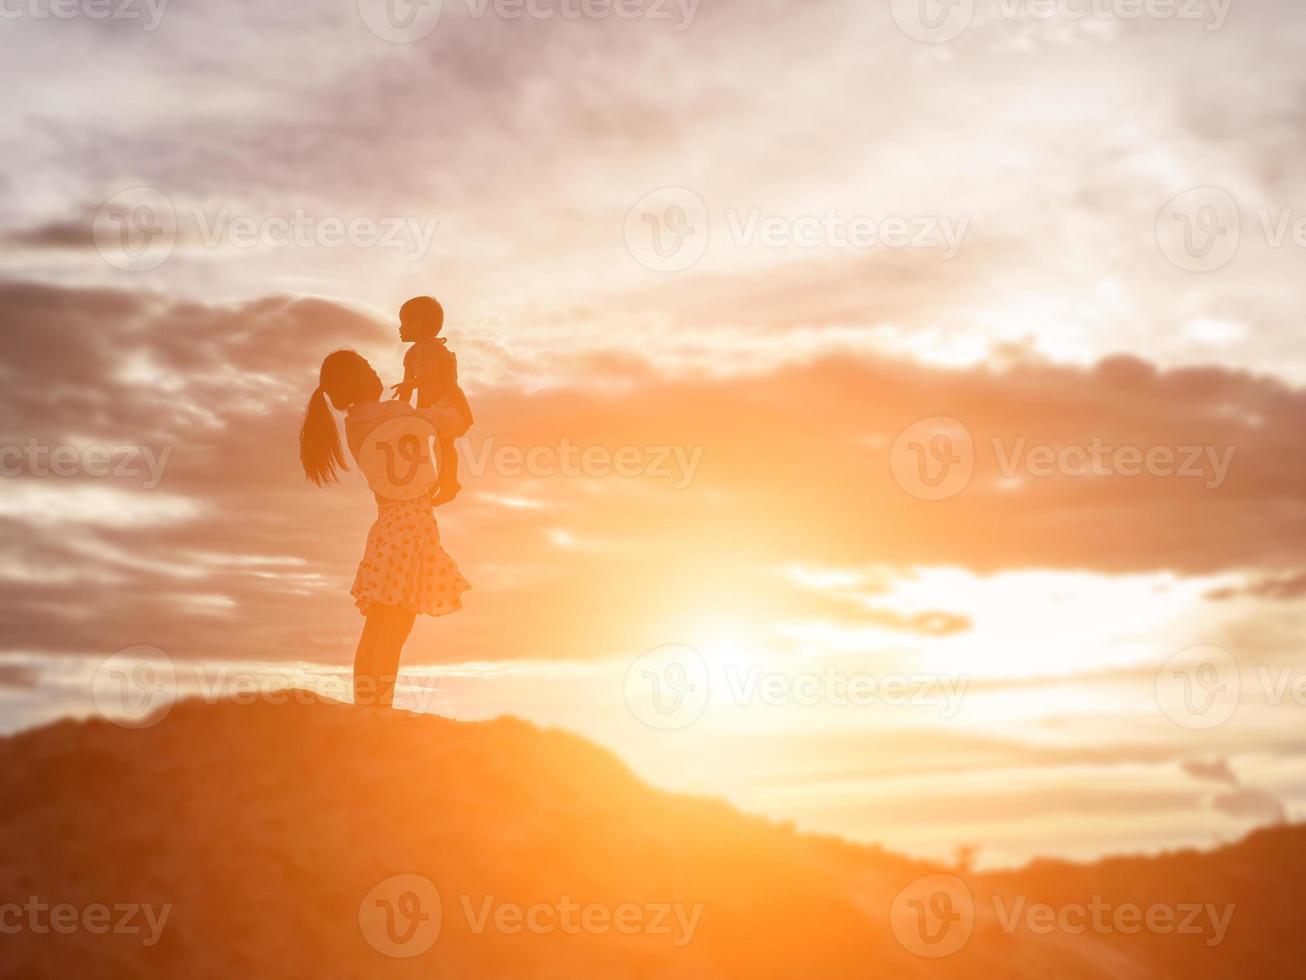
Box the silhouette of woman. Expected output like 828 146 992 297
299 350 470 708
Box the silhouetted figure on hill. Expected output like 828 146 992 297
300 349 470 707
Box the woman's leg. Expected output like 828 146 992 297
372 605 418 709
352 608 388 707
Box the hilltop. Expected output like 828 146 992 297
0 696 1299 978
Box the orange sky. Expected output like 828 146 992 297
1 0 1304 866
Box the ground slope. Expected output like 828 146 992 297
0 696 1298 979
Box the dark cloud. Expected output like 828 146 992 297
0 281 1304 667
1183 757 1287 825
0 218 95 250
0 660 40 690
1212 787 1288 824
1182 758 1239 786
1207 572 1306 602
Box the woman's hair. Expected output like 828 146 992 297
300 350 382 486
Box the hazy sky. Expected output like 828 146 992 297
1 0 1304 866
3 0 1305 380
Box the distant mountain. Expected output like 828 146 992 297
0 697 1298 978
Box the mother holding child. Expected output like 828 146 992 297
298 296 472 709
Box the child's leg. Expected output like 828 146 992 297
432 433 461 506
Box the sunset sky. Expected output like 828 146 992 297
1 0 1304 867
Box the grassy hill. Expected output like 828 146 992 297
0 696 1297 978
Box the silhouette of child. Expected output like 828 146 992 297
392 296 473 506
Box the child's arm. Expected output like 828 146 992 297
390 349 417 404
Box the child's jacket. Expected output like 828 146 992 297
403 337 473 434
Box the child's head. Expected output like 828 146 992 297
399 296 444 343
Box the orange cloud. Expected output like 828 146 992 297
0 283 1301 667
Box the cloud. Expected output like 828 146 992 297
4 0 1306 387
0 281 1303 666
1211 787 1287 824
1182 757 1288 825
1206 572 1306 602
1182 758 1238 786
861 610 971 638
0 660 41 691
0 218 95 250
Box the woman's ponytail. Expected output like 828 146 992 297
300 386 347 486
300 350 383 486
